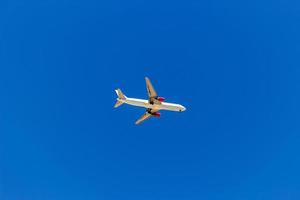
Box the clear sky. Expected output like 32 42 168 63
1 0 300 199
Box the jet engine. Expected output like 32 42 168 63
157 97 165 102
152 112 161 117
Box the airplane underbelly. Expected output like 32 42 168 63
145 103 180 111
125 99 181 112
159 103 181 111
125 99 148 108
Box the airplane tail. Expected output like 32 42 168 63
114 89 126 108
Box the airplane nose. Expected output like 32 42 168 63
180 106 186 112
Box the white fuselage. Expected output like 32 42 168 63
118 97 186 112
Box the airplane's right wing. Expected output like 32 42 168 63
145 77 161 105
135 112 152 125
145 77 158 99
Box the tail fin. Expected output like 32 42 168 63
114 89 126 108
115 89 126 99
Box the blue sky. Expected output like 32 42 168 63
1 0 300 199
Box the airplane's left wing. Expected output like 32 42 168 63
135 109 158 125
135 112 152 125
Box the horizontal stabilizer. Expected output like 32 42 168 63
114 100 124 108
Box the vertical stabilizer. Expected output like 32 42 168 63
115 89 126 100
114 89 126 108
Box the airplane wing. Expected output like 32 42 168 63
135 109 158 125
145 77 158 98
135 112 152 125
145 77 161 104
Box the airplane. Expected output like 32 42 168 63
114 77 186 125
